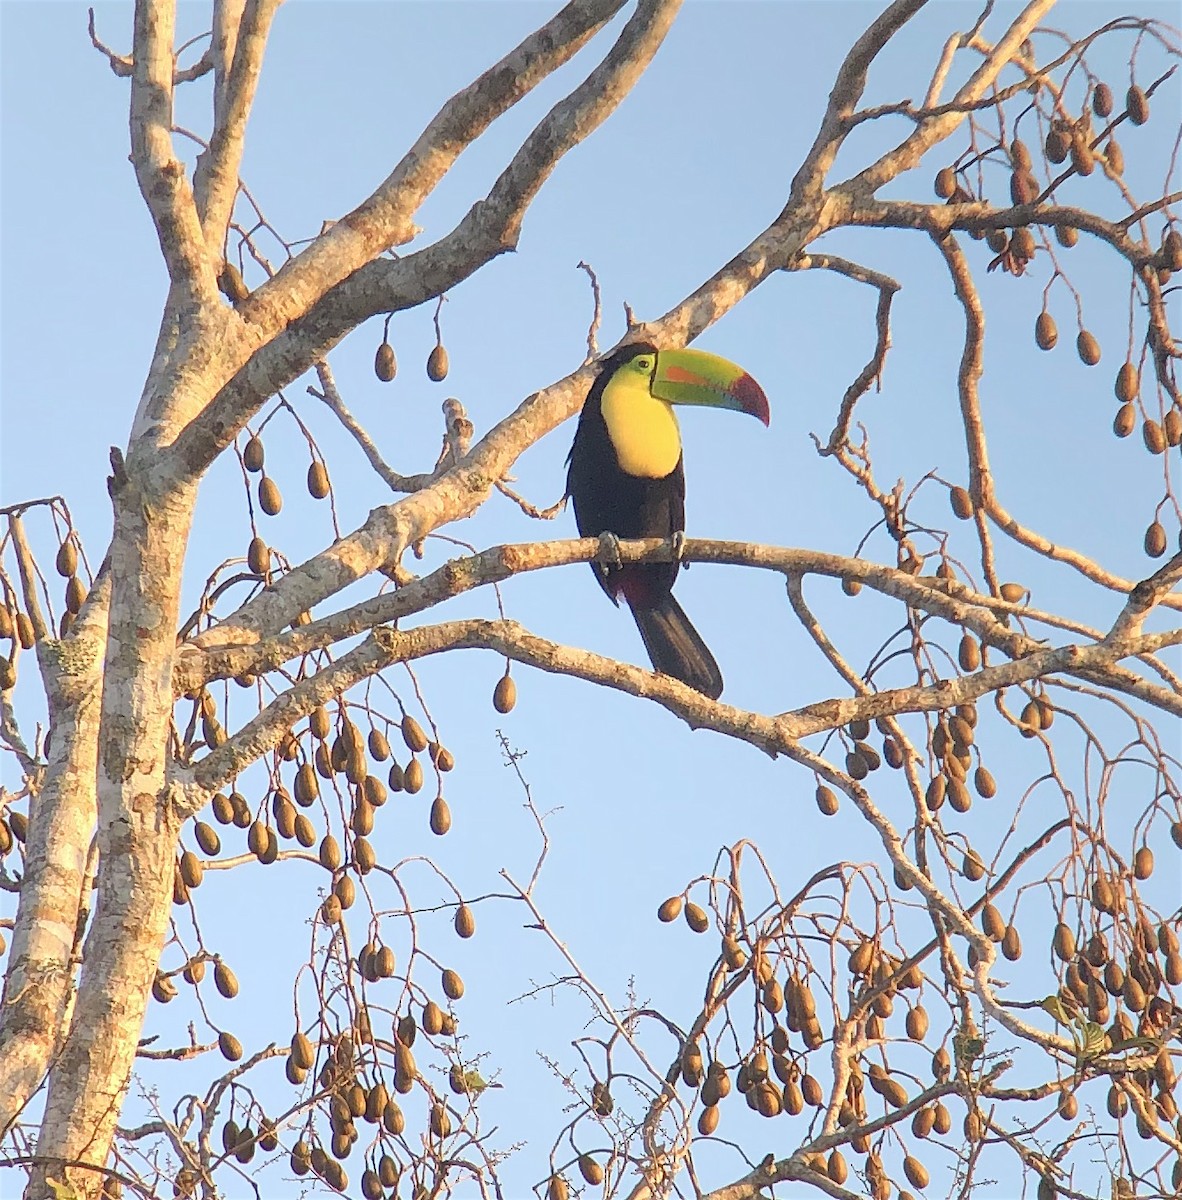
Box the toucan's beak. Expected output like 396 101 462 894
649 348 770 426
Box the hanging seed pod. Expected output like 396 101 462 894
429 795 451 835
1034 311 1058 351
985 228 1008 254
0 657 16 691
403 757 424 793
1010 169 1038 205
1002 924 1022 961
454 903 476 938
1046 125 1070 163
374 341 397 382
1126 85 1149 125
958 633 981 672
1143 419 1166 455
258 475 282 516
1133 846 1154 879
815 784 839 816
578 1155 604 1186
442 967 464 999
1011 226 1036 260
981 903 1006 941
307 461 330 499
657 896 682 922
1069 132 1095 176
214 961 239 998
1093 82 1114 117
1113 403 1136 438
367 727 390 761
949 485 974 520
219 1031 243 1061
1164 408 1182 446
55 540 78 578
492 671 516 713
247 536 269 575
1115 362 1139 403
426 344 449 382
65 576 87 615
218 261 250 302
179 850 204 890
934 167 957 199
1145 522 1167 558
14 611 34 648
684 901 709 933
243 435 265 473
1104 135 1124 175
1075 330 1101 365
400 714 428 753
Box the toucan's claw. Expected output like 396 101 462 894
597 531 623 571
671 530 688 571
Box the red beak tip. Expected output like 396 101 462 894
736 373 770 425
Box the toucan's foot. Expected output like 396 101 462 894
596 531 623 570
671 530 686 566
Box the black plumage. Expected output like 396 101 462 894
566 343 724 698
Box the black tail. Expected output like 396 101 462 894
630 593 723 699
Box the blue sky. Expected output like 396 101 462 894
2 2 1180 1197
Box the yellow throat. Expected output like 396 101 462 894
600 369 682 478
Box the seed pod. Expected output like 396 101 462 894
442 967 464 999
492 671 516 713
1002 924 1022 961
179 850 204 890
1056 223 1079 248
1115 362 1139 403
64 576 87 615
366 727 390 761
334 874 355 911
152 973 177 1003
815 784 839 816
1143 419 1166 455
906 1004 929 1041
697 1104 719 1134
320 894 342 924
403 757 424 793
258 475 282 516
243 435 265 473
925 774 946 812
1069 132 1095 176
1098 139 1125 184
55 540 78 578
1133 846 1154 879
942 490 974 529
985 227 1008 254
1092 81 1114 117
454 903 476 938
1046 125 1070 163
1113 403 1136 438
217 1030 242 1061
426 344 449 382
246 535 269 575
374 341 396 382
400 714 428 753
1164 408 1181 446
657 896 683 922
684 901 709 933
361 1171 382 1200
214 961 238 998
934 167 957 198
353 835 375 873
1034 311 1057 351
1145 522 1167 558
981 902 1005 941
849 939 875 976
1126 85 1149 125
430 743 455 772
1011 226 1036 261
578 1155 604 1186
1010 169 1038 205
1076 330 1101 366
307 461 330 500
429 795 451 835
895 1155 928 1191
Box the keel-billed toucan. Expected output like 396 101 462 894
566 342 769 698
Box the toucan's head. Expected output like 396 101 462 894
599 342 770 425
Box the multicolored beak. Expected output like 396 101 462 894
649 348 770 426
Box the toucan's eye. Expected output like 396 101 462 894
635 357 652 371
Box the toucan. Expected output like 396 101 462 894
566 342 770 698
